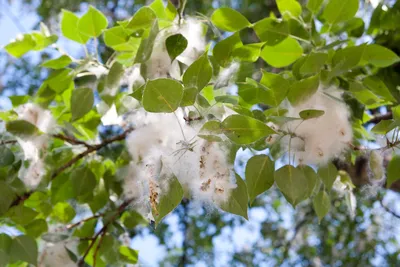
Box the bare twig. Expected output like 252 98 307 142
364 112 393 125
52 133 94 149
379 198 400 219
0 140 17 145
66 214 103 229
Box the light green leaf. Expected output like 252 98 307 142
127 7 157 30
317 162 338 191
61 10 89 44
313 190 331 222
180 87 198 107
299 109 325 120
78 6 108 38
0 181 16 216
5 34 36 58
52 202 76 223
103 26 129 47
260 37 303 68
31 32 58 51
154 175 183 226
363 76 396 103
274 165 309 207
232 43 263 62
142 78 183 113
0 147 14 167
362 44 400 68
41 55 72 69
6 120 39 137
238 79 271 105
349 81 383 106
9 95 29 107
371 120 393 134
298 52 328 75
331 44 366 76
260 71 290 106
253 18 288 46
71 166 96 200
287 74 320 105
277 0 302 18
221 114 275 145
245 155 275 204
9 235 38 266
46 68 73 93
322 0 359 24
307 0 324 13
150 0 167 19
165 34 188 61
213 32 242 67
105 62 124 94
119 246 139 264
71 88 94 121
166 0 178 21
182 53 212 90
387 155 400 188
219 174 248 219
211 7 251 32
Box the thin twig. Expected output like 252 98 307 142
93 229 107 267
379 198 400 219
66 214 103 229
0 140 17 145
364 112 393 125
78 198 134 266
52 133 94 149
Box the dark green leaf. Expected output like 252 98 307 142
287 74 320 105
25 219 48 238
0 147 14 167
274 165 309 207
182 53 212 90
0 181 16 216
317 162 338 191
71 166 96 200
213 32 242 67
299 109 325 120
105 62 124 94
245 155 275 204
142 78 183 113
165 34 188 61
6 120 39 137
9 235 37 266
135 21 159 63
313 190 331 222
219 174 248 219
387 155 400 188
71 88 94 121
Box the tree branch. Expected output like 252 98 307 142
52 133 94 149
379 198 400 219
364 111 393 125
0 140 17 145
78 198 134 266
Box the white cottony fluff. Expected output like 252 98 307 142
39 241 78 267
123 110 236 219
15 103 56 188
145 17 206 79
281 86 353 165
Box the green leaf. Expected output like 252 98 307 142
31 32 58 50
362 44 400 68
103 26 129 48
307 0 324 13
387 155 400 188
9 235 38 266
232 43 263 62
119 246 139 264
41 55 72 69
71 166 96 200
363 76 396 103
46 68 73 93
0 181 16 216
127 7 157 30
0 147 14 167
182 53 212 90
135 21 159 63
211 7 251 32
24 219 48 238
260 37 303 68
166 0 178 21
71 88 94 121
349 81 382 106
371 120 393 134
154 175 183 226
298 165 319 199
4 34 36 58
317 162 338 191
274 165 309 207
313 190 331 222
245 155 275 204
287 74 320 105
143 78 183 113
331 45 366 75
253 18 288 46
180 87 198 107
238 79 271 105
9 95 29 107
78 6 108 38
0 234 12 266
260 71 290 106
277 0 302 18
322 0 359 24
122 211 147 228
298 52 328 75
6 120 39 137
213 32 242 67
219 174 248 219
221 114 275 145
299 109 325 120
105 62 124 94
165 34 188 61
150 0 167 19
61 10 89 44
52 202 76 223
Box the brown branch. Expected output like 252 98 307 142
364 111 393 125
93 229 107 267
66 214 103 229
0 140 17 145
52 133 94 149
78 198 134 266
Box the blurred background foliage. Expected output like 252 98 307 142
1 0 400 266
